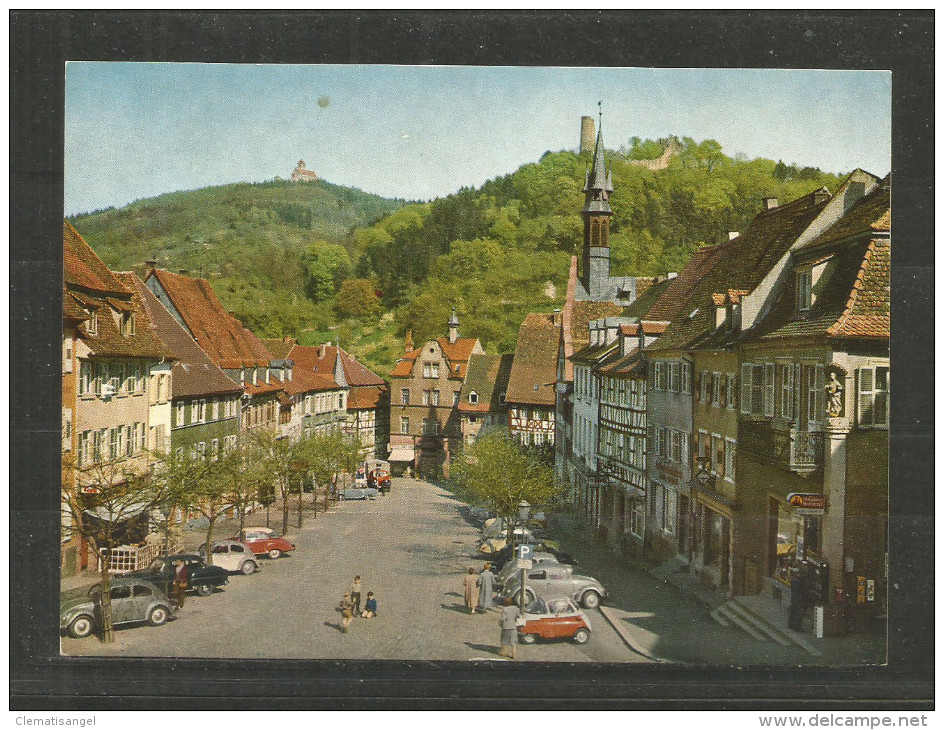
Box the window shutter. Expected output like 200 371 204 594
859 367 875 425
740 364 751 414
874 367 889 426
764 363 775 417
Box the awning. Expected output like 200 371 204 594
387 447 415 462
83 502 150 522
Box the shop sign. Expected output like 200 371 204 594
787 492 826 515
80 487 100 494
857 575 866 604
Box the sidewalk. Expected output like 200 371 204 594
549 512 886 666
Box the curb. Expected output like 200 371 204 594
598 605 668 663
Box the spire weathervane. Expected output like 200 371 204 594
598 100 602 124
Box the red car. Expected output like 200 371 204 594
232 527 296 559
518 597 591 645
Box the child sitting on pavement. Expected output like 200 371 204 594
361 591 377 618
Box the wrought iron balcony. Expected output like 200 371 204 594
740 419 824 474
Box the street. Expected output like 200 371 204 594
61 477 647 662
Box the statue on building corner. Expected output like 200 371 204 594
825 369 845 418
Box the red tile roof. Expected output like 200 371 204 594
828 239 890 338
63 221 130 296
290 344 386 387
644 242 730 322
347 384 386 410
389 337 481 380
261 337 297 359
146 268 272 369
506 313 559 407
280 368 341 396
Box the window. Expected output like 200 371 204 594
662 488 677 534
423 363 440 378
797 271 813 311
669 362 680 392
726 373 736 410
62 408 73 450
196 441 207 459
125 425 133 456
79 431 91 466
712 373 722 407
431 389 440 406
858 366 889 427
175 401 185 426
109 427 119 461
469 391 479 405
121 312 136 337
422 418 440 435
629 500 643 537
653 362 664 391
681 362 691 394
779 364 795 420
397 388 408 405
724 438 736 482
807 365 825 424
422 390 431 406
86 310 98 335
400 416 409 434
763 363 775 417
697 429 709 460
211 439 220 459
712 435 724 478
699 370 710 402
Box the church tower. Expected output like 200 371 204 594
581 107 614 299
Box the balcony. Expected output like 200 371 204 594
740 420 824 474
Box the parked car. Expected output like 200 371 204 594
132 553 230 598
367 468 391 493
495 551 561 587
518 597 591 645
467 506 492 524
198 540 261 575
500 565 607 609
341 486 379 500
232 527 297 559
61 577 176 638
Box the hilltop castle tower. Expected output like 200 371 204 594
291 160 318 182
579 115 595 154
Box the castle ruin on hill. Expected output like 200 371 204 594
579 115 681 171
291 160 318 182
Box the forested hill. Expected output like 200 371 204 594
355 139 844 354
68 141 845 375
68 178 407 339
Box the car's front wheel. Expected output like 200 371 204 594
68 614 94 638
581 590 601 609
241 560 257 575
196 583 213 597
267 548 282 559
148 606 169 627
512 590 533 606
572 628 590 644
519 632 537 645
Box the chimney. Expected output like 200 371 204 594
666 272 678 280
319 343 327 359
405 329 414 353
813 187 831 205
447 307 460 345
145 260 157 270
728 231 739 241
762 197 778 211
552 308 562 326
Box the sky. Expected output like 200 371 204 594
64 64 891 216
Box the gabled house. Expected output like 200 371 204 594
457 353 513 448
64 222 172 575
144 266 284 436
388 310 484 478
506 312 560 449
127 273 242 460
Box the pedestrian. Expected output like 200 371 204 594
174 559 188 609
499 596 521 660
351 576 363 616
463 567 477 614
361 591 377 619
339 592 355 633
477 563 495 613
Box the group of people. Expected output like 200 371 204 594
462 564 522 660
463 564 496 615
338 575 378 633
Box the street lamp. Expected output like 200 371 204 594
517 500 531 613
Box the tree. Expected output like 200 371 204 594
304 242 352 302
334 279 381 320
296 430 362 512
451 431 563 548
62 453 170 642
250 430 299 536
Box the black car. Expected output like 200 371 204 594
132 553 229 598
489 543 578 574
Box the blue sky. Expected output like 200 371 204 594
64 64 891 215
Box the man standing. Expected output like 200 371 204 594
174 559 188 609
351 576 363 616
477 563 495 614
499 597 521 660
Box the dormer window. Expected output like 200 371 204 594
86 310 99 335
796 271 813 311
469 391 479 405
120 312 135 337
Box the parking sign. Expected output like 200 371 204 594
517 544 532 561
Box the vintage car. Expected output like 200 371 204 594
232 527 297 559
478 531 560 555
341 486 380 500
500 565 607 609
518 597 591 645
60 577 176 638
495 551 562 587
367 468 391 493
489 543 576 574
198 540 261 575
131 553 230 597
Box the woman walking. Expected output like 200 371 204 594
463 567 477 614
477 563 495 613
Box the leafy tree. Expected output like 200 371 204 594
452 431 563 547
62 453 170 643
304 242 352 302
334 278 381 320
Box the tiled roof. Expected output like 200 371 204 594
262 337 297 360
649 188 832 353
828 239 890 338
290 344 386 387
621 277 671 319
457 353 513 413
389 336 481 380
243 381 283 397
798 185 890 252
63 289 89 322
280 369 341 396
125 273 242 399
505 313 559 406
147 268 272 369
348 384 386 410
597 345 646 378
571 301 623 347
570 340 618 366
645 242 731 323
63 221 130 296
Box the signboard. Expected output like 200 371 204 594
80 487 100 494
787 492 827 516
516 559 533 571
516 544 533 561
857 575 866 605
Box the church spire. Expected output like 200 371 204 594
582 102 614 215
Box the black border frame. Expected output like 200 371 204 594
10 10 933 710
